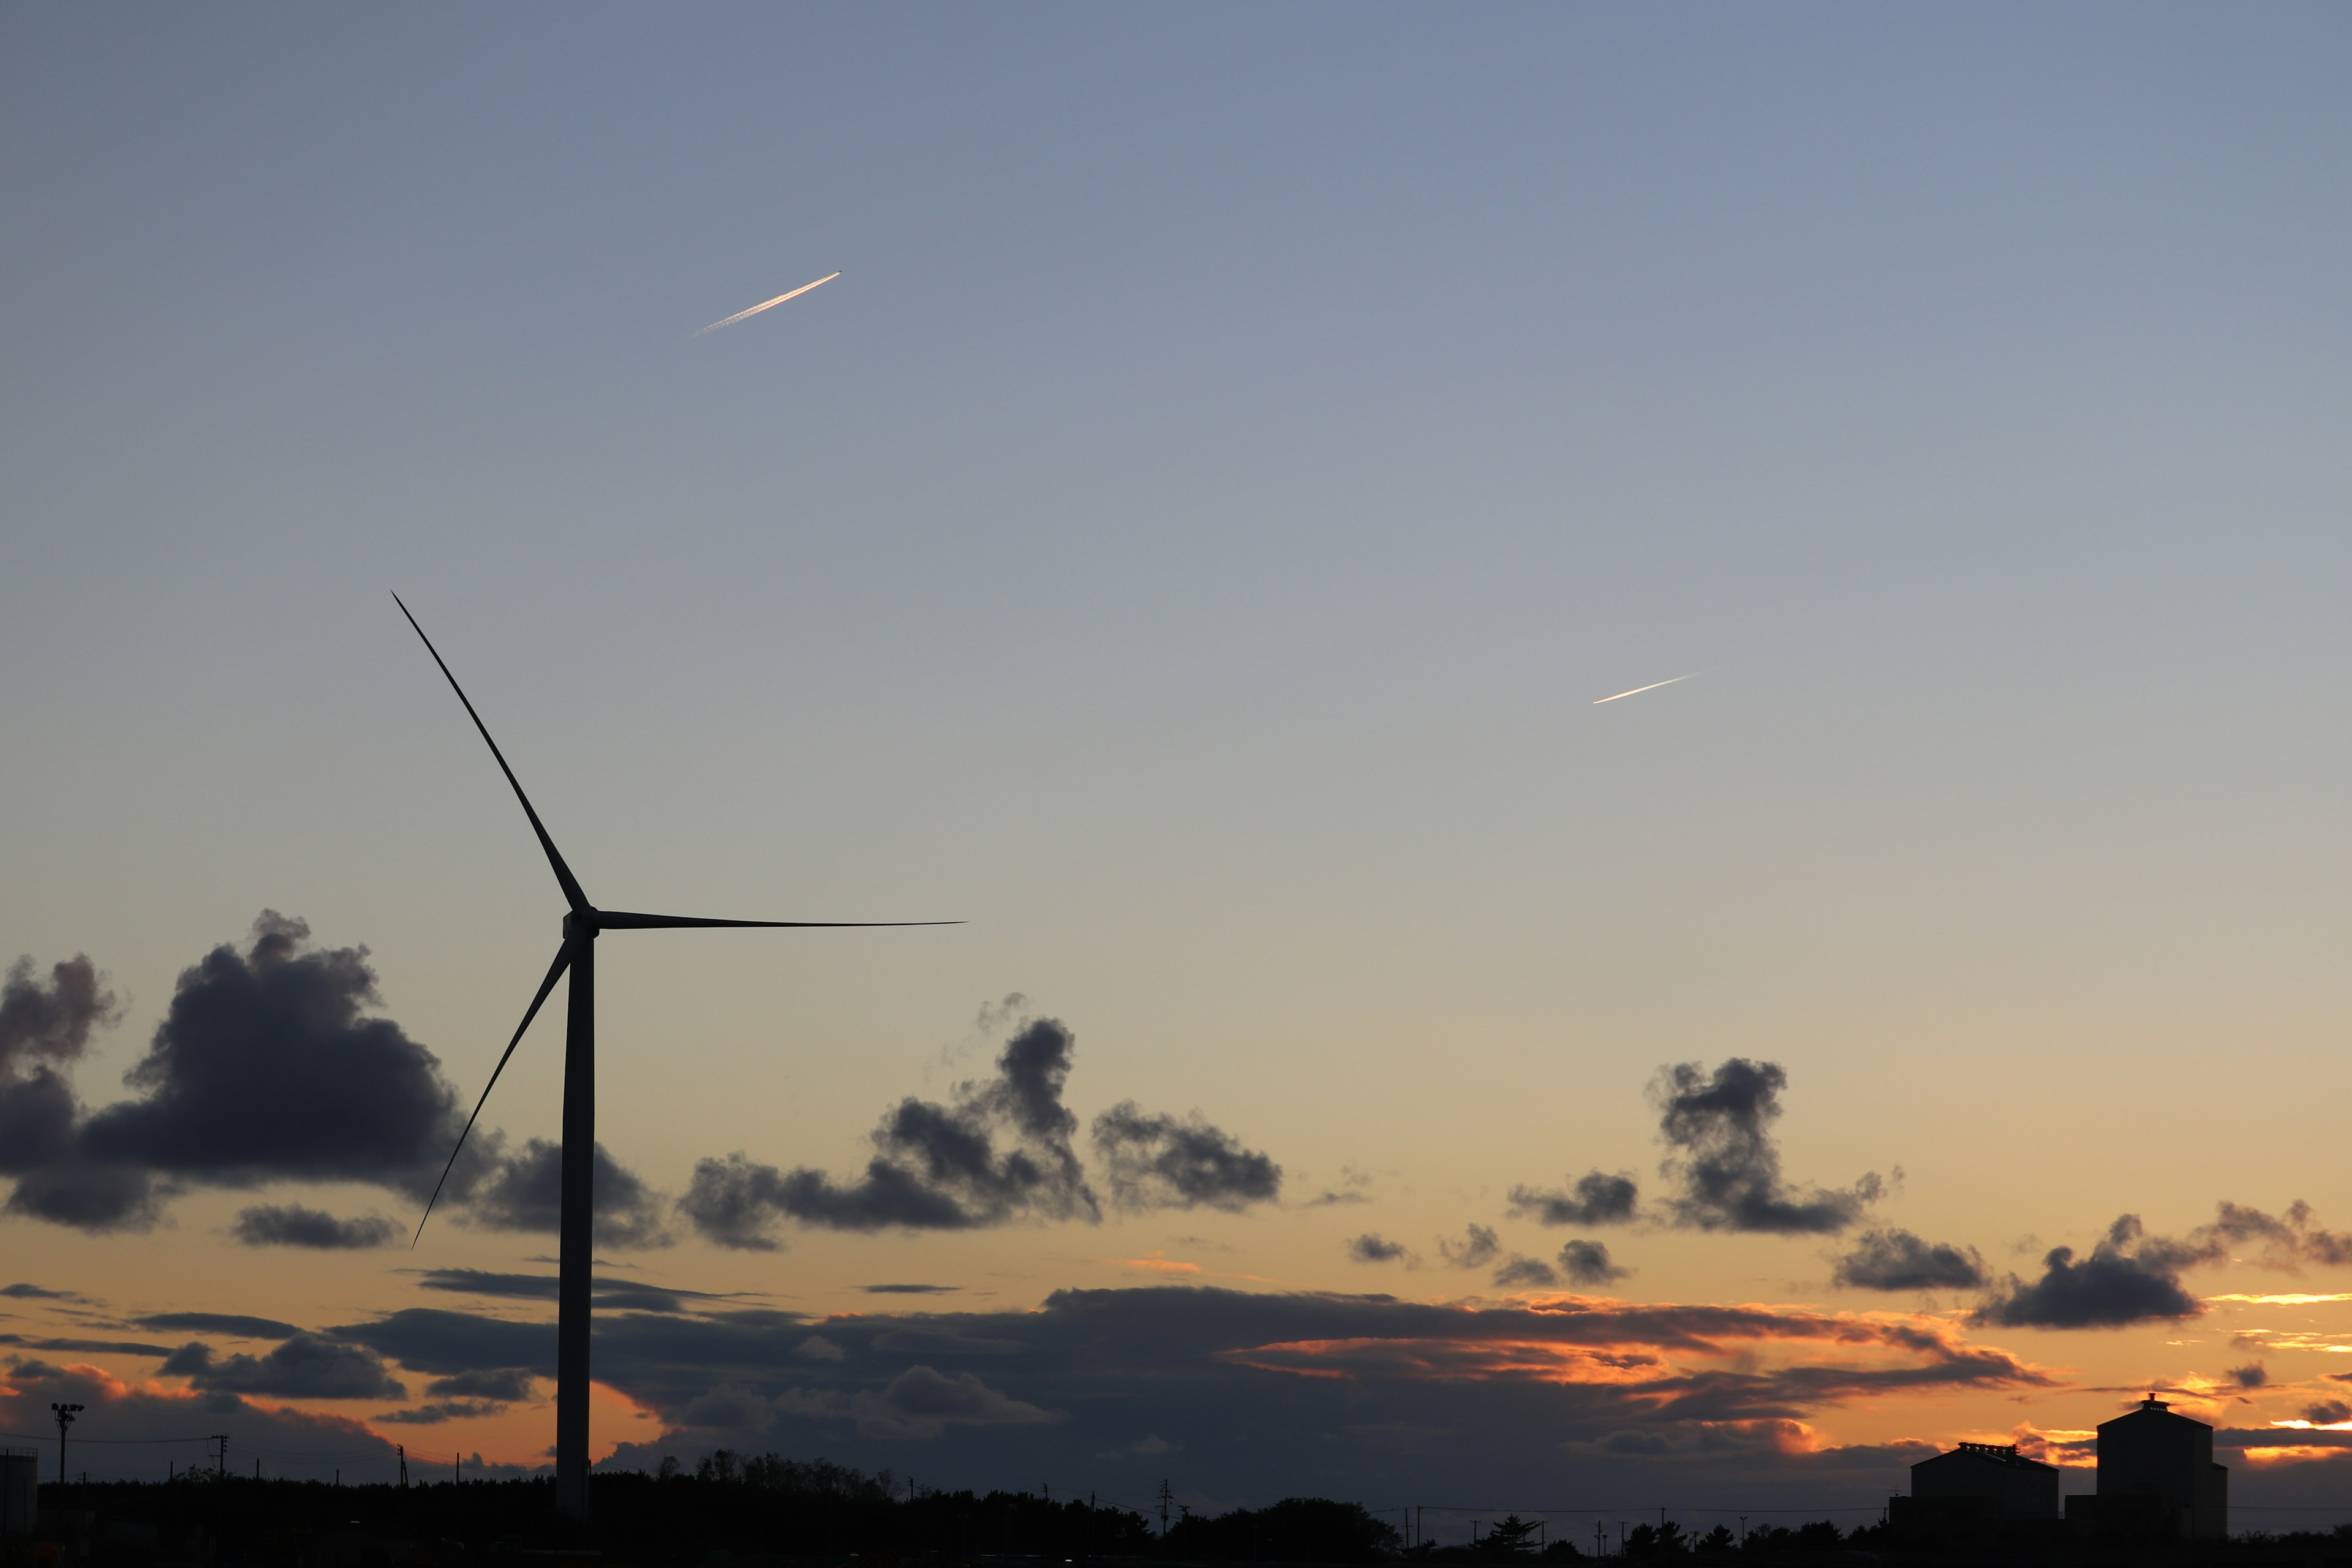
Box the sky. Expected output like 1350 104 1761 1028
3 0 2351 1536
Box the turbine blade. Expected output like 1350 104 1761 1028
412 943 571 1248
595 911 963 931
392 593 592 915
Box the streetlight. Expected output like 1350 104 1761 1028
50 1404 83 1487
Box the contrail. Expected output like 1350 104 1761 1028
1593 673 1695 705
695 272 842 336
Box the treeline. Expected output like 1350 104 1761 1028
40 1463 2352 1566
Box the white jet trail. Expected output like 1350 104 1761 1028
1592 673 1695 705
695 272 842 336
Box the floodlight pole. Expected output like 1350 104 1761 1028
50 1404 81 1487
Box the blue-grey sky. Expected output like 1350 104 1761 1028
4 1 2350 1515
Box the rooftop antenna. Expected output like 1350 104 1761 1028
394 595 957 1519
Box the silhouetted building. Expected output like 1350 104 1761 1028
2063 1394 2227 1540
1889 1439 2059 1540
1910 1441 2060 1518
0 1451 35 1534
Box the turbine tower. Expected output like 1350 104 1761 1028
394 594 954 1520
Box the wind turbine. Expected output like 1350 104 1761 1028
393 594 955 1520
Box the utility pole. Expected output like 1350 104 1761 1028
398 1445 408 1488
1157 1480 1172 1536
214 1436 228 1480
48 1403 82 1486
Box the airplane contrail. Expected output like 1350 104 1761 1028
695 272 842 336
1593 673 1695 705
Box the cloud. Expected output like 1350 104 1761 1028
0 1283 78 1300
131 1313 300 1339
0 954 140 1229
0 1335 173 1356
1492 1256 1558 1289
835 1365 1058 1438
1974 1215 2205 1328
2195 1200 2352 1271
231 1204 401 1250
1833 1229 1989 1292
2303 1400 2351 1425
375 1400 504 1425
424 1368 537 1401
409 1267 710 1314
0 1357 399 1482
463 1137 671 1249
1438 1224 1501 1270
327 1308 557 1378
83 915 458 1193
523 1283 2057 1505
2226 1362 2267 1389
861 1284 956 1295
685 1019 1098 1240
1558 1240 1630 1286
161 1333 408 1400
0 916 509 1234
1347 1234 1412 1265
678 1153 791 1250
1507 1171 1639 1227
1651 1060 1879 1235
1091 1104 1281 1213
0 954 121 1169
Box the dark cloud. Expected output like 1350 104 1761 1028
2304 1400 2351 1425
0 1335 174 1355
232 1204 401 1250
510 1283 2051 1507
1833 1229 1989 1292
1507 1170 1639 1227
0 954 144 1229
328 1308 557 1378
1438 1224 1501 1270
1558 1240 1630 1287
687 1019 1098 1240
0 916 523 1234
161 1333 408 1400
1346 1234 1411 1265
463 1137 671 1249
2194 1200 2352 1270
424 1368 537 1401
409 1267 708 1314
375 1399 503 1425
861 1284 956 1295
0 1355 398 1482
0 1283 77 1300
82 915 459 1193
1651 1060 1880 1235
1491 1256 1558 1289
799 1365 1060 1439
677 1153 790 1251
4 1161 164 1232
1973 1215 2204 1329
1091 1103 1281 1213
0 954 121 1069
2226 1362 2267 1389
0 956 122 1176
132 1313 301 1340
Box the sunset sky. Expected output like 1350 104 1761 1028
4 1 2350 1537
